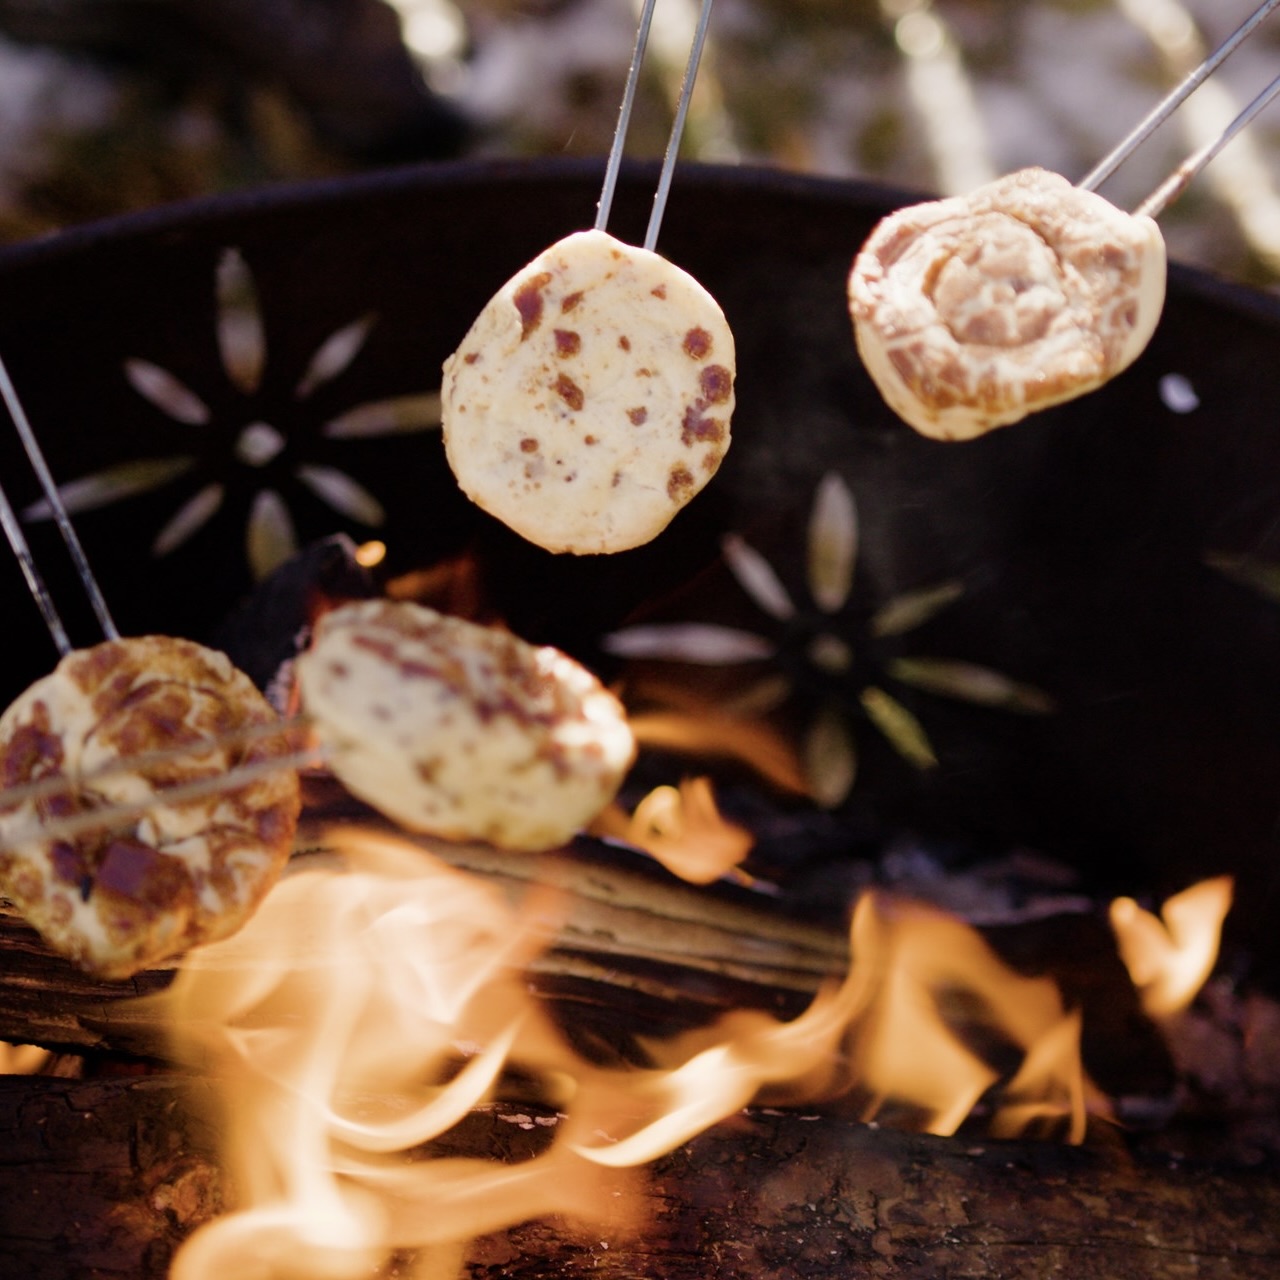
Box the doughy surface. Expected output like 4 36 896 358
0 636 300 979
442 229 735 554
848 167 1167 440
297 600 635 851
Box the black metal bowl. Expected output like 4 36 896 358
2 157 1278 976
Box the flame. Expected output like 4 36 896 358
842 894 1106 1140
156 830 640 1280
1109 876 1234 1018
0 1042 51 1074
593 777 754 884
353 540 387 568
151 829 1118 1277
622 677 811 796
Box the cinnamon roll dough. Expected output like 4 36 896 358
0 636 301 978
442 229 735 553
848 168 1167 440
297 600 635 851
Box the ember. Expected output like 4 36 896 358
592 776 754 884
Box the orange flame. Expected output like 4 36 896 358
593 777 754 884
842 895 1106 1140
1110 876 1234 1018
153 830 1116 1278
0 1042 51 1075
158 830 639 1280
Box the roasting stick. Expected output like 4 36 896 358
0 461 71 656
0 716 316 817
595 0 717 250
0 747 320 856
1078 0 1280 194
1134 69 1280 219
595 0 658 234
642 0 716 251
0 353 117 648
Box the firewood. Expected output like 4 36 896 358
0 812 847 1061
0 1075 1277 1280
0 805 1177 1113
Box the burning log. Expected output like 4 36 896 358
0 805 847 1060
0 796 1269 1280
1 1074 1277 1280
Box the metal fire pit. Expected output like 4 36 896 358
0 157 1278 980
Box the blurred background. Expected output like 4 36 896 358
0 0 1278 283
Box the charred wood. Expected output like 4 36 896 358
0 1075 1277 1280
0 806 1187 1103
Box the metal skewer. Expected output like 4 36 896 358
1134 69 1280 219
0 351 118 652
0 467 73 657
1078 0 1280 193
0 715 314 816
595 0 717 251
644 0 716 251
0 747 322 855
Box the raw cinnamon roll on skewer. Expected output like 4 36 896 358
0 353 302 979
848 0 1280 440
0 635 301 980
441 0 735 554
848 167 1166 441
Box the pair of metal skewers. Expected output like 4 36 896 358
0 0 1277 849
1080 0 1280 218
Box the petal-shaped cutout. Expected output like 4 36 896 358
295 313 376 399
860 685 937 769
804 706 858 808
295 464 386 526
216 248 266 395
1203 551 1280 603
323 392 443 438
890 657 1055 713
151 482 225 557
722 673 793 717
246 488 298 581
23 455 197 519
124 360 211 425
870 580 965 637
807 473 857 614
603 622 775 664
721 533 795 621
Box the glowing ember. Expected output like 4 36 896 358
353 540 387 568
145 823 1121 1279
0 1042 51 1075
593 777 754 884
1110 876 1234 1018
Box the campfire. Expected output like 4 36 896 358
0 762 1271 1278
3 15 1280 1267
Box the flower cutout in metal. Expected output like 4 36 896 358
606 472 1054 808
24 248 442 580
1203 549 1280 603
